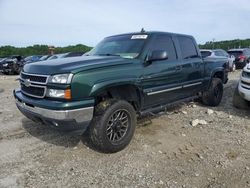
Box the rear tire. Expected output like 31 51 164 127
233 84 250 110
87 100 136 153
202 78 223 106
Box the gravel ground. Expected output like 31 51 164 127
0 71 250 188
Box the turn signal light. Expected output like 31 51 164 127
64 89 71 100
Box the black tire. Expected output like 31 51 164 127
3 71 9 75
202 78 223 106
88 100 136 153
233 84 250 110
15 67 21 75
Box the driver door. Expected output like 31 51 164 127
141 34 184 108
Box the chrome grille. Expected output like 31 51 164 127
21 84 46 98
242 71 250 79
20 72 48 84
20 72 48 98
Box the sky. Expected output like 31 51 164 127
0 0 250 47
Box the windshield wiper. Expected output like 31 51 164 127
97 53 121 57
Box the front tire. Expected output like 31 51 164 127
202 78 223 106
88 100 136 153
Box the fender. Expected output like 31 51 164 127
207 67 227 89
89 77 141 97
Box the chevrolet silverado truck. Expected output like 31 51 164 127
14 31 229 153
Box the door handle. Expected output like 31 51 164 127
175 65 182 71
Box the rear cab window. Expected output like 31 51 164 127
177 36 199 59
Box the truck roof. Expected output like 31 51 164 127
106 31 194 39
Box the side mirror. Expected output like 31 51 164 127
146 50 168 62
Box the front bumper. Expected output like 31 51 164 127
14 89 94 132
238 76 250 101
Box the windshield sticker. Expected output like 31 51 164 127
131 35 148 39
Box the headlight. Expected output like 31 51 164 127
49 73 73 84
47 89 71 99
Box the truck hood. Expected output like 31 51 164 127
23 56 135 75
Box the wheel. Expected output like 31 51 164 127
88 100 136 153
231 63 236 72
202 78 223 106
15 67 21 75
233 83 250 110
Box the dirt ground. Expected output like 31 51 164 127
0 71 249 188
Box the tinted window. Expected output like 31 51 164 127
214 51 220 56
221 50 229 57
148 35 177 61
214 51 225 57
228 51 243 58
178 36 198 59
200 51 212 58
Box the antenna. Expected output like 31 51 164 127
141 28 145 33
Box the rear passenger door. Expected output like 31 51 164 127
141 34 184 108
176 36 204 96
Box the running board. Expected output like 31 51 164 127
139 95 199 116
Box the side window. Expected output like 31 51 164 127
217 51 225 57
222 51 229 57
214 51 220 56
178 36 198 59
149 35 177 61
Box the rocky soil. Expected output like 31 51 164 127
0 71 249 188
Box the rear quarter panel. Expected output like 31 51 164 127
203 56 228 88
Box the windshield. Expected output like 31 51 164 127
39 55 49 61
24 56 31 61
88 34 148 59
200 51 212 58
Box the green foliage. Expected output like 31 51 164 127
0 44 92 57
199 39 250 50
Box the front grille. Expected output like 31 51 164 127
21 83 45 98
242 71 250 79
21 72 48 84
20 72 48 98
241 80 250 87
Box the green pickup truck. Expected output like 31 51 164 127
14 31 229 153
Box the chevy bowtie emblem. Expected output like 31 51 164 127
24 79 31 87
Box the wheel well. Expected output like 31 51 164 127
213 71 224 81
95 85 141 111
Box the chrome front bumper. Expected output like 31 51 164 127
15 98 94 131
15 99 94 123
